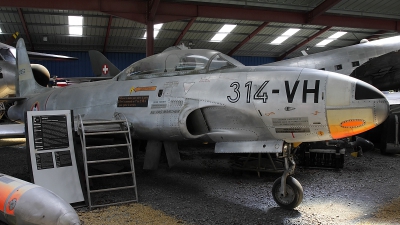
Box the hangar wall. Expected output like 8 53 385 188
31 51 276 78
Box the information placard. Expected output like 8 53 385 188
26 110 84 204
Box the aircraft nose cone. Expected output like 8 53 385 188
355 81 389 125
326 74 389 139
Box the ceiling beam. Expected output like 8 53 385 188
145 0 160 57
228 22 269 56
0 21 376 35
146 21 154 57
103 15 112 53
17 8 34 50
365 30 390 41
148 0 160 22
174 17 196 46
306 0 343 24
278 26 332 61
4 0 400 31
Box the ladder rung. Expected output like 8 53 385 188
88 171 134 179
87 157 133 164
85 130 129 136
81 120 127 125
90 185 136 193
85 143 130 149
91 200 138 208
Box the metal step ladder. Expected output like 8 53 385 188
77 113 138 210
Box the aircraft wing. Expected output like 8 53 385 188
0 124 25 138
0 42 77 61
383 92 400 114
26 51 78 61
385 92 400 105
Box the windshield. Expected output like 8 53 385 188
115 49 243 81
209 54 238 71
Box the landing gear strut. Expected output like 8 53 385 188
272 143 303 209
0 102 5 120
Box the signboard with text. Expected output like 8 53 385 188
26 110 84 204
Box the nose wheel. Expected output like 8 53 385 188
272 176 303 209
271 144 303 209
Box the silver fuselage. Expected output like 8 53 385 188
8 65 389 143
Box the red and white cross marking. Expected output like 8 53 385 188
102 64 109 75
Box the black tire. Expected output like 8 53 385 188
272 176 303 209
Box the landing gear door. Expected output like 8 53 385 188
247 70 330 142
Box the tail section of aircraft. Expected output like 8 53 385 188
16 38 47 97
88 50 120 77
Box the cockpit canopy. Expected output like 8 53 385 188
115 49 244 80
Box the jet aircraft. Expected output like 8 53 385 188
2 38 389 209
0 42 77 119
266 35 400 91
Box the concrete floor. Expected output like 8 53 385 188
1 139 400 224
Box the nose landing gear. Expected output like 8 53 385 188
0 102 5 120
271 143 303 209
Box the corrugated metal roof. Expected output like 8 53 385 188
0 1 399 59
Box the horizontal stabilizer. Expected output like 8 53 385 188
0 124 25 138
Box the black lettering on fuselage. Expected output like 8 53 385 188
285 80 299 103
303 80 320 103
285 80 320 103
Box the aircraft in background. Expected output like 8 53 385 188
88 50 120 77
1 38 389 209
0 41 78 119
266 35 400 91
44 50 120 88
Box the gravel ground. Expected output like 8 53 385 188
1 138 400 225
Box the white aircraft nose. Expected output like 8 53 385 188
325 73 389 139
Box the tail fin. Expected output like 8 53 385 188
16 38 47 97
88 50 120 77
